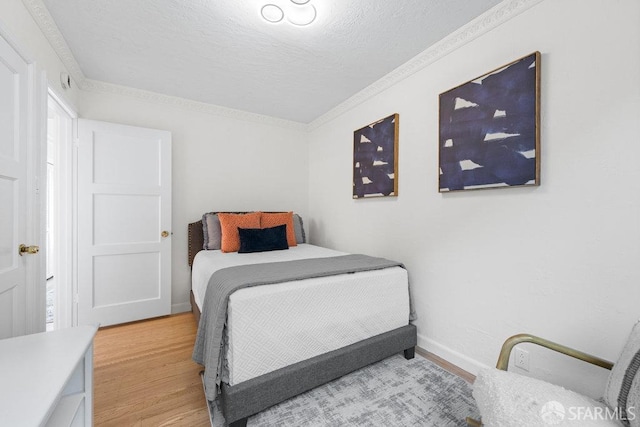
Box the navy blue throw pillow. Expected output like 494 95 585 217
238 224 289 253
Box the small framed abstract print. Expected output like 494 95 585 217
439 52 541 192
353 113 399 199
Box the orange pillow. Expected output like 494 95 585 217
218 212 262 252
260 212 297 247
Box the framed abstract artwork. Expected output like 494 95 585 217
353 113 399 199
439 52 541 192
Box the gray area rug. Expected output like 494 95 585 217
205 354 479 426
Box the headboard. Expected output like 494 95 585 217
188 220 204 267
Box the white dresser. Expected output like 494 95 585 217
0 325 98 426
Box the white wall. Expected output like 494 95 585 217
0 0 80 107
308 0 640 396
79 91 309 313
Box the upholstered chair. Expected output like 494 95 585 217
468 321 640 426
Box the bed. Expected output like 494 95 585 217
188 213 417 427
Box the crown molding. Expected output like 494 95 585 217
81 79 308 130
308 0 545 130
21 0 87 87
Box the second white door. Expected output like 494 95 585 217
77 119 171 327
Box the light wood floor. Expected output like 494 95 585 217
93 312 474 426
94 313 210 426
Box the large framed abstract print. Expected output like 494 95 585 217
353 113 399 199
439 52 541 192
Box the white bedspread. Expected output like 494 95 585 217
192 244 410 385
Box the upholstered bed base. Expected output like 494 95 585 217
188 218 417 426
190 291 416 426
222 324 416 426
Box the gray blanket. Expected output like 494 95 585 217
192 254 415 400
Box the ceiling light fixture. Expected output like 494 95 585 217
261 4 284 23
260 0 316 27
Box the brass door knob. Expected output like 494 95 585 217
19 244 40 256
161 231 170 238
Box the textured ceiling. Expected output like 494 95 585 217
41 0 501 123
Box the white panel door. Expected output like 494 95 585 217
78 119 171 326
0 32 36 339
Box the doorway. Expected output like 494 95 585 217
46 90 76 330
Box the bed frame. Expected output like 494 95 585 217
188 218 417 427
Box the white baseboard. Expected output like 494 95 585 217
171 302 192 314
417 332 490 376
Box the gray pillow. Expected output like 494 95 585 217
293 213 306 244
202 212 222 250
